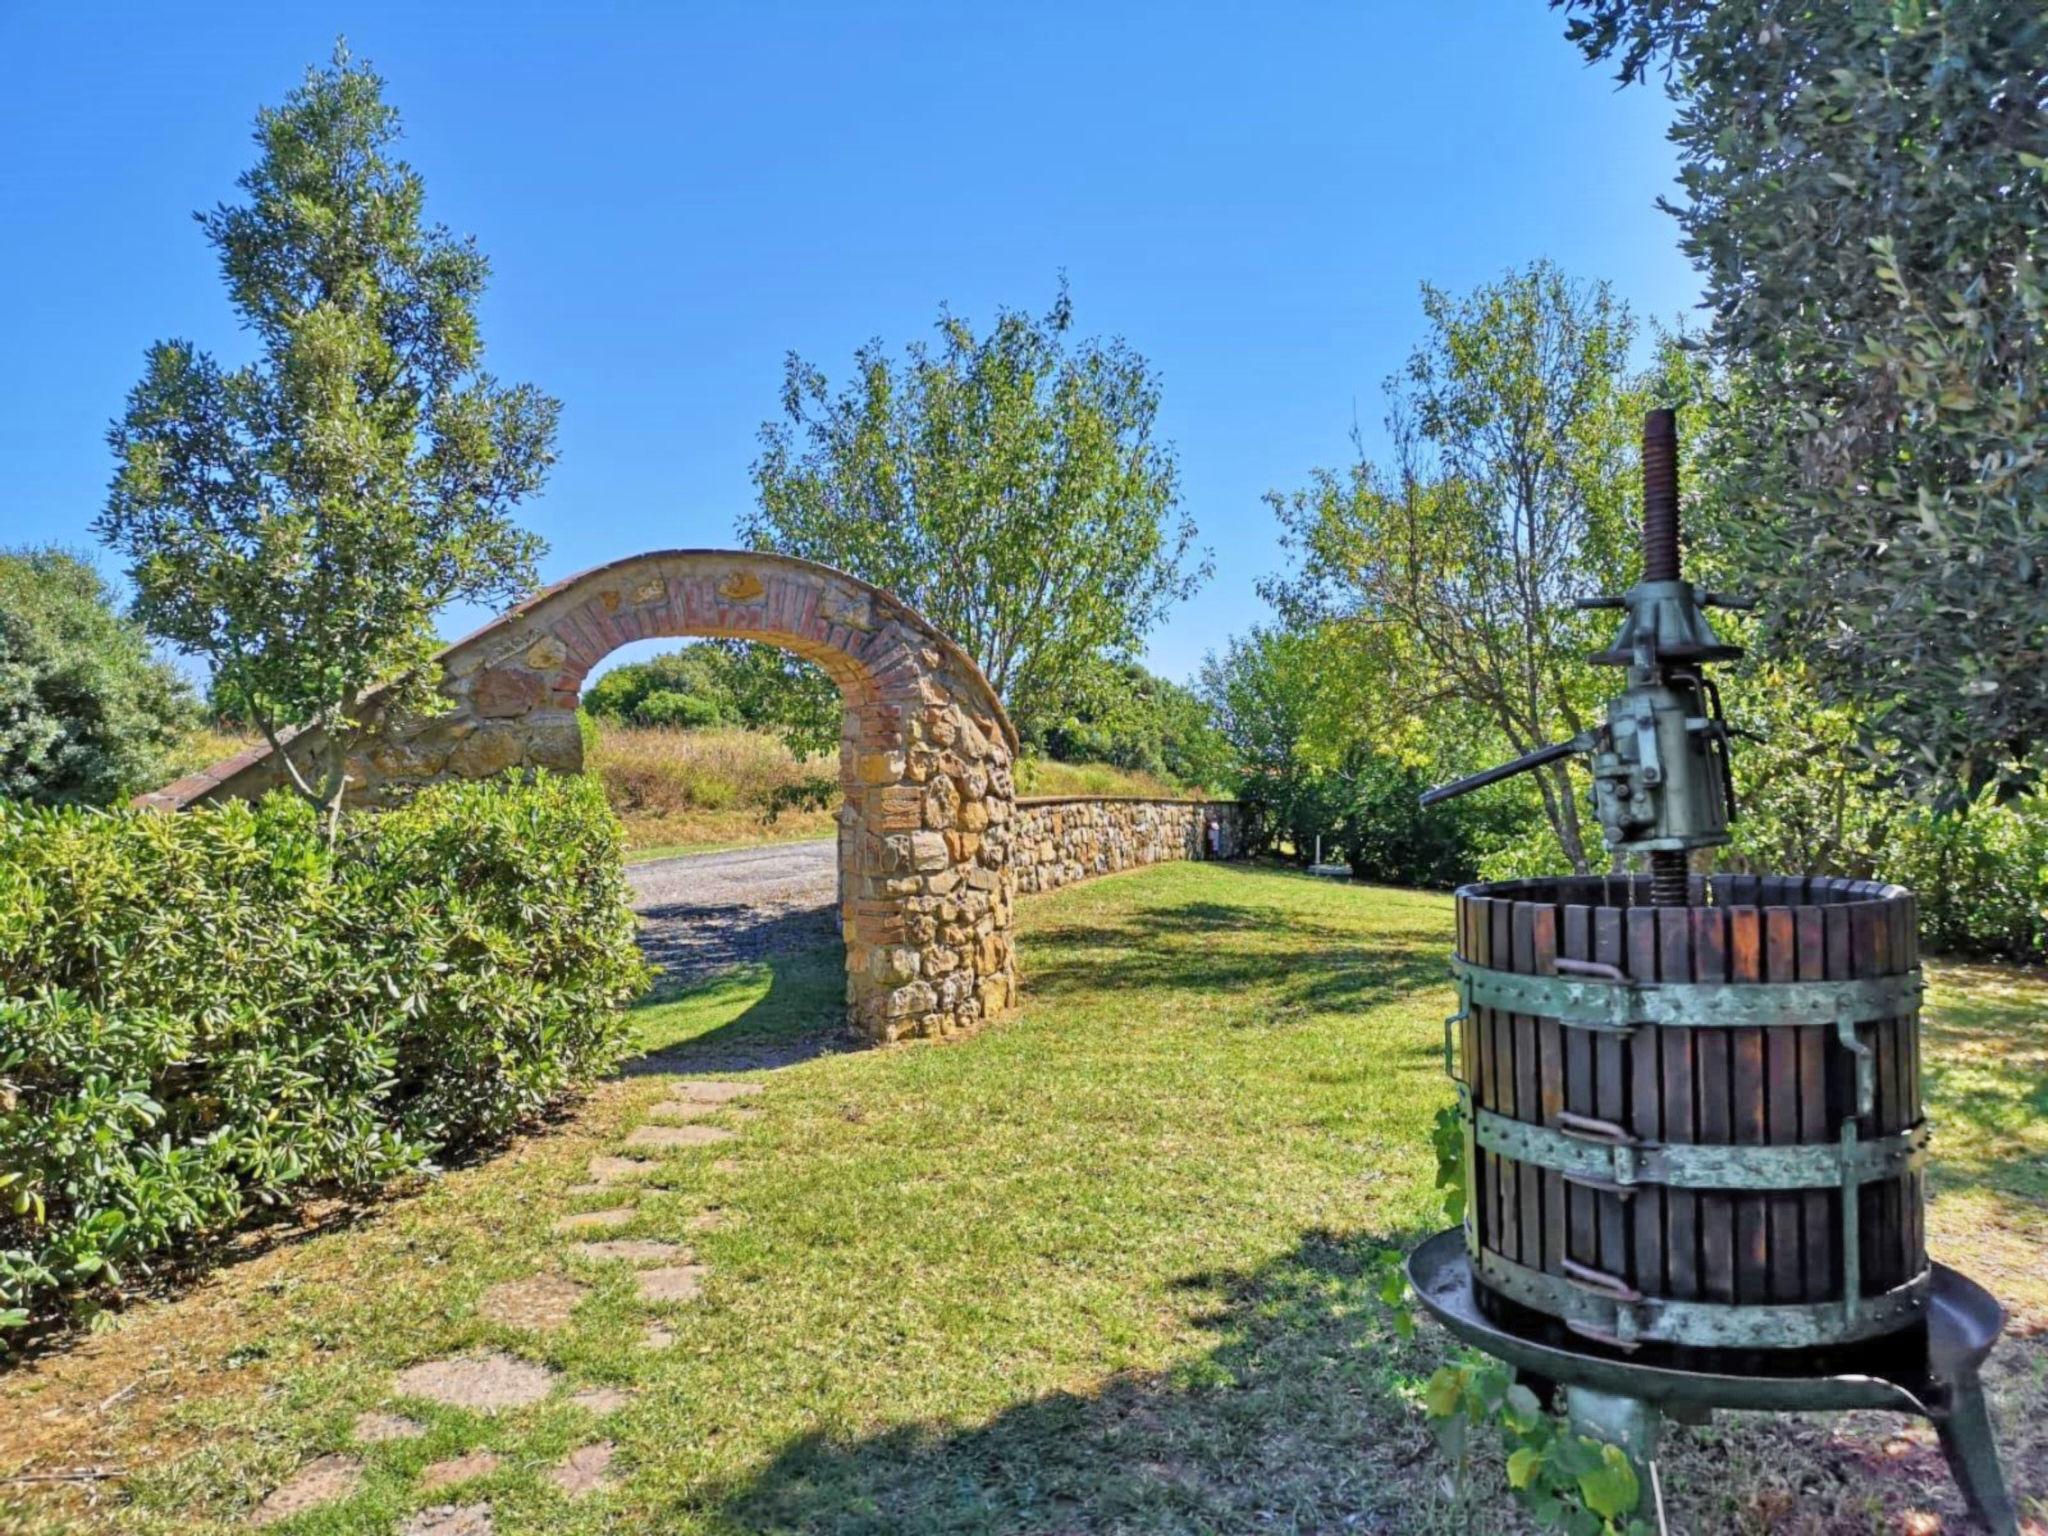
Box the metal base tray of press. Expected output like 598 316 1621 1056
1405 1227 2020 1533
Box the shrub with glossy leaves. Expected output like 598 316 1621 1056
0 773 647 1328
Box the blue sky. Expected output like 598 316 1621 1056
2 2 1697 687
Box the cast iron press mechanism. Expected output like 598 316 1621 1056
1409 410 2019 1532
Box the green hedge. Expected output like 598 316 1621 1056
0 773 648 1328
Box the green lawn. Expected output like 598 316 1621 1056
3 863 2042 1533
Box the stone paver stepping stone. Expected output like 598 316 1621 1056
478 1273 587 1331
637 1264 711 1304
570 1239 686 1265
547 1442 617 1499
352 1410 425 1443
672 1080 762 1104
567 1386 636 1416
400 1506 493 1536
392 1352 556 1413
623 1124 734 1151
586 1155 656 1182
552 1206 637 1234
252 1454 364 1526
687 1207 728 1232
420 1449 504 1492
638 1324 676 1351
644 1100 721 1123
712 1157 741 1174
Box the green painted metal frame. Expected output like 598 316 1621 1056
1406 1229 2020 1534
1467 1095 1928 1191
1442 954 1933 1351
1471 1242 1931 1350
1450 958 1923 1030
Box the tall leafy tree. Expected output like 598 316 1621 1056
1558 0 2048 800
0 548 197 805
1265 265 1655 873
99 45 556 832
744 286 1207 735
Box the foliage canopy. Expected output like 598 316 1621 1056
1264 264 1658 872
0 772 645 1328
745 286 1208 736
98 45 556 829
1559 0 2048 800
0 548 196 806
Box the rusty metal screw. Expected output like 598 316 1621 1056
1642 408 1692 905
1642 407 1681 585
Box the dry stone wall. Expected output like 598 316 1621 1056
141 550 1245 1046
141 551 1020 1046
1012 797 1243 895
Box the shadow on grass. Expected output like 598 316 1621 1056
707 1226 1442 1536
619 942 851 1076
637 900 841 1001
1026 897 1447 1024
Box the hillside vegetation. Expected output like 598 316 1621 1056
589 722 1203 859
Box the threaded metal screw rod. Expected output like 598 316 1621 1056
1641 408 1691 906
1642 407 1681 585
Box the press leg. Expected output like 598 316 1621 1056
1935 1376 2018 1535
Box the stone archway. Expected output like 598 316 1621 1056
143 551 1021 1043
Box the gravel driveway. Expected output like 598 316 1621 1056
629 839 839 994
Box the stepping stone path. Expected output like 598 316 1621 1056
478 1273 587 1331
235 1084 766 1527
547 1441 618 1499
559 1085 759 1339
637 1264 711 1304
586 1154 657 1183
401 1507 493 1536
553 1206 637 1234
420 1449 504 1492
252 1454 364 1526
623 1123 734 1151
643 1099 722 1123
568 1386 636 1416
570 1238 686 1264
672 1080 763 1104
352 1410 425 1443
392 1352 557 1413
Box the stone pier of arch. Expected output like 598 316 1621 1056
142 551 1021 1043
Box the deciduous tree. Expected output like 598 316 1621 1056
745 286 1207 735
1265 265 1655 873
99 45 556 835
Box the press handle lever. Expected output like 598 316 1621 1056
1419 737 1587 809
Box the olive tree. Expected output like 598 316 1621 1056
99 46 556 834
1558 0 2048 800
